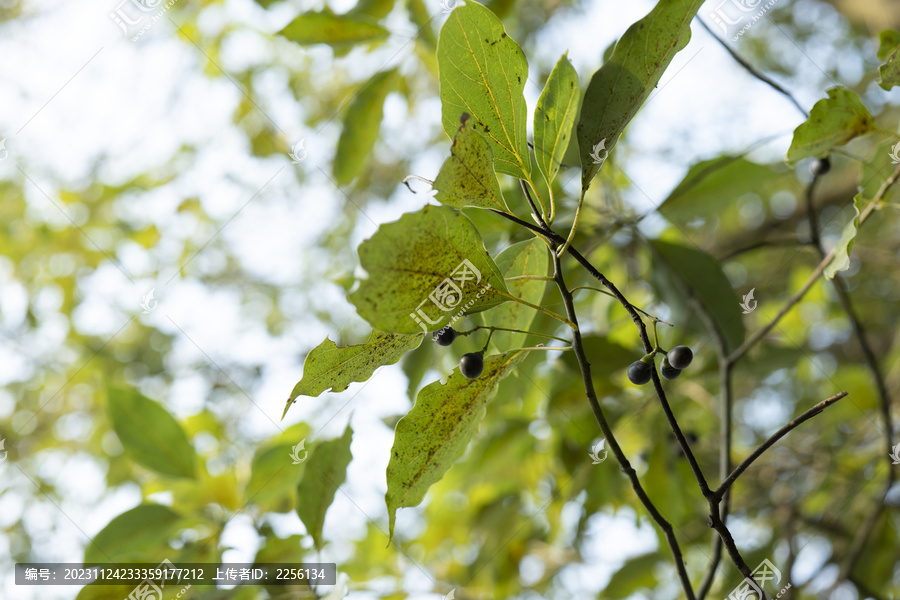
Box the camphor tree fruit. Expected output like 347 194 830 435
459 352 484 379
667 346 693 370
627 360 653 385
810 157 831 176
660 357 682 380
432 327 457 346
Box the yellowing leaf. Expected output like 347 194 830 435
433 113 508 211
386 350 528 540
349 205 509 334
437 2 530 179
284 330 424 418
278 11 389 47
786 87 873 166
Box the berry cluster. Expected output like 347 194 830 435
627 345 693 385
433 327 484 379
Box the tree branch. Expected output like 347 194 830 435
550 250 697 600
716 392 848 499
494 207 762 587
697 360 734 600
729 161 900 363
804 173 896 583
695 17 807 117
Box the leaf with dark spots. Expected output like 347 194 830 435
348 205 509 333
385 350 528 540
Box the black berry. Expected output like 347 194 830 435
459 352 484 379
667 346 693 370
627 360 653 385
661 358 682 380
432 327 457 346
810 157 831 176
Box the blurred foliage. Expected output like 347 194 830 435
1 0 900 599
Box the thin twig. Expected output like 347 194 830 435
504 275 555 282
805 174 896 584
697 360 734 600
696 17 807 117
550 250 697 600
716 392 848 499
727 161 900 364
569 286 672 325
455 325 571 345
489 208 654 352
492 207 759 585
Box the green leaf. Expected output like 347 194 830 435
433 114 508 211
534 52 580 187
296 426 353 550
246 443 302 512
401 338 435 401
824 194 863 280
478 239 549 351
878 30 900 60
561 335 634 375
861 139 899 199
659 156 797 223
85 504 182 564
785 87 874 166
437 2 530 179
278 11 389 47
877 30 900 90
349 205 509 334
648 240 745 353
576 0 704 190
407 0 437 52
107 386 197 479
603 552 659 598
385 350 528 541
350 0 395 20
333 69 399 186
284 330 425 415
75 583 136 600
850 511 897 586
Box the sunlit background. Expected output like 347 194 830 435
1 0 899 598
